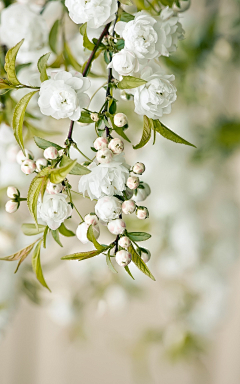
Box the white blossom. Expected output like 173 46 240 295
108 49 139 76
115 250 132 266
76 222 100 244
38 70 90 121
37 193 72 230
95 196 122 223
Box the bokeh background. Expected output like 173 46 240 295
1 0 240 383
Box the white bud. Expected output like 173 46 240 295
36 158 48 172
5 200 19 213
114 113 128 127
132 162 145 175
43 146 58 160
136 206 149 220
96 148 113 164
118 236 131 249
46 180 63 195
108 138 124 154
107 219 126 235
132 183 151 202
84 213 99 226
16 149 34 165
115 250 132 266
7 186 19 199
127 176 139 190
90 112 99 122
141 249 151 263
93 137 108 151
21 159 36 175
58 149 64 157
76 222 100 244
95 196 122 223
122 199 136 214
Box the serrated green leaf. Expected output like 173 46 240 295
51 229 63 247
0 240 38 273
127 232 151 241
37 52 51 82
43 226 49 248
34 136 63 151
49 20 60 54
61 249 103 260
128 245 155 281
60 155 90 175
106 250 118 273
22 223 46 236
32 239 51 291
12 91 38 153
63 42 82 72
118 76 147 89
80 23 95 51
49 158 77 183
120 11 135 22
133 115 152 149
124 265 135 280
58 223 75 237
153 119 196 148
87 225 107 251
4 39 24 86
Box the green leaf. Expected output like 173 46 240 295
22 223 46 236
37 52 51 82
120 11 135 22
51 229 63 247
60 155 90 175
49 20 60 54
153 119 196 148
32 240 51 291
127 232 151 241
118 76 147 89
63 42 82 72
0 79 16 89
50 158 77 183
106 250 118 274
43 226 49 248
34 136 63 151
108 115 131 143
129 245 156 281
109 99 117 115
0 240 37 273
61 249 103 261
80 23 95 51
24 121 61 137
4 39 24 86
58 223 75 237
133 115 153 149
124 265 135 280
12 91 38 153
79 111 93 123
87 225 107 251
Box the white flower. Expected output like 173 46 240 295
65 0 118 29
122 199 136 214
127 176 139 190
132 162 145 175
133 66 177 119
107 218 126 235
108 138 124 154
84 213 99 226
114 113 128 127
132 182 151 202
5 200 19 213
94 137 108 150
21 159 36 174
76 222 100 244
115 250 132 266
43 146 59 160
7 186 19 199
38 70 90 121
136 206 149 219
36 158 48 172
141 249 151 263
108 49 139 76
78 154 129 200
46 180 63 195
96 148 113 164
118 236 131 249
95 196 122 223
16 149 34 165
37 193 72 230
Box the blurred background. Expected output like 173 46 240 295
1 0 240 383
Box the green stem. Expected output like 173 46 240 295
73 143 92 162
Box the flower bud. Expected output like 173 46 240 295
58 149 64 157
141 249 151 263
107 219 126 235
43 146 58 160
36 158 48 172
114 113 128 127
7 186 19 199
21 159 36 175
95 196 122 223
76 222 100 244
16 149 34 165
46 180 63 195
96 148 113 164
108 138 124 154
136 206 149 220
118 236 131 249
115 250 132 266
132 162 145 175
132 182 151 202
94 137 108 151
84 213 99 226
90 112 99 122
122 199 136 214
5 200 19 213
127 176 139 190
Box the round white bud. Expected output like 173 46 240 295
95 196 122 223
43 146 58 160
16 149 34 165
58 149 64 157
132 183 151 202
107 219 126 235
7 186 19 199
118 236 131 249
96 148 113 164
127 176 139 190
76 222 100 244
141 249 151 263
84 213 99 226
132 162 145 175
122 199 136 214
36 158 48 172
90 112 99 122
108 138 124 154
114 113 128 127
5 200 19 213
46 180 63 195
115 250 132 266
136 206 149 220
21 159 36 175
93 137 108 151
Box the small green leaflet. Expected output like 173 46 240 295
124 265 135 280
49 158 77 184
129 245 156 281
49 20 60 54
80 23 95 51
106 250 118 274
0 79 15 89
79 111 93 124
133 115 153 149
60 155 91 176
120 11 135 22
87 225 107 252
127 232 151 241
32 239 51 291
118 76 147 89
34 136 63 151
153 119 196 148
43 226 49 248
4 39 24 86
61 249 103 261
12 91 38 153
37 52 51 82
0 240 38 273
51 229 63 247
22 223 46 236
58 223 75 237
